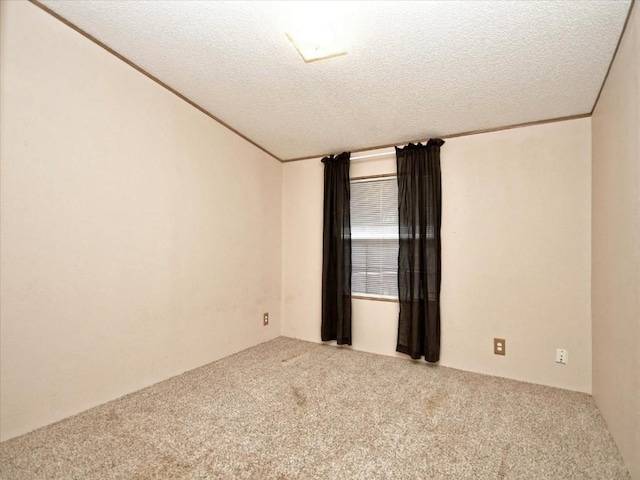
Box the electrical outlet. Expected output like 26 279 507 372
555 348 568 364
494 338 506 356
263 312 269 326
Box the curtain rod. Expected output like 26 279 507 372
350 138 447 161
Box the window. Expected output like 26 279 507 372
350 176 398 299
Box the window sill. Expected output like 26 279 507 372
352 294 399 303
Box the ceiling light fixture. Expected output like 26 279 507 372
286 6 346 63
286 30 346 63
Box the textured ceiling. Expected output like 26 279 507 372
39 0 631 161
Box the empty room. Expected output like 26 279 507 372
1 0 638 478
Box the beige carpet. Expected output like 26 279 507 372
0 337 629 479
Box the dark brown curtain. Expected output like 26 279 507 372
395 140 444 362
321 152 352 345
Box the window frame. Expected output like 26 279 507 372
350 174 399 302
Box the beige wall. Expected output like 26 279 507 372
591 3 640 478
283 118 592 393
0 1 282 441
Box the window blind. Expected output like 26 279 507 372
350 177 399 298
